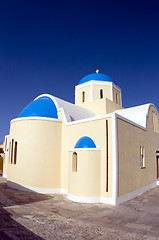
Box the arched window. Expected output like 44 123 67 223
82 91 85 103
100 89 103 99
72 152 77 172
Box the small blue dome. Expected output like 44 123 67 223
18 96 58 119
78 73 116 85
74 136 96 149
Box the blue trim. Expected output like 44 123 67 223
78 73 117 85
74 136 96 149
18 96 58 119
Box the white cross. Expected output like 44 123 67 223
96 69 99 74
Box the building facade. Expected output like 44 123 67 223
3 72 159 205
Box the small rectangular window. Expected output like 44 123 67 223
140 146 145 168
11 139 14 164
82 91 85 103
100 89 103 99
72 152 77 172
14 141 17 164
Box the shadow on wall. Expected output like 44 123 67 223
0 177 53 239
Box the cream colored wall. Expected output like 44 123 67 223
75 85 91 106
3 135 10 177
82 98 107 115
75 83 122 116
106 98 123 114
75 98 122 116
76 84 112 107
7 119 62 189
93 85 111 101
68 150 101 197
60 117 113 198
3 152 9 177
0 156 3 174
113 87 122 106
118 105 159 197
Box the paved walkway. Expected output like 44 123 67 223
0 177 159 239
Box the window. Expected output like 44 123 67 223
82 91 85 103
100 89 103 99
72 152 77 172
11 139 14 164
10 139 18 164
14 141 17 164
140 146 145 168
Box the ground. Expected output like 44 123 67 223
0 177 159 239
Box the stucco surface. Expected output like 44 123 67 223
117 105 159 197
68 150 101 197
113 87 122 105
93 84 111 101
8 119 62 189
75 83 122 115
75 85 91 105
61 117 113 199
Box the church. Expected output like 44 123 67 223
3 71 159 205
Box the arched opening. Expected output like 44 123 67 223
72 152 77 172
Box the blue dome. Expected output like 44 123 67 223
78 73 116 85
74 136 96 149
18 96 58 119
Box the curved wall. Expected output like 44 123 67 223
67 150 101 201
7 118 62 190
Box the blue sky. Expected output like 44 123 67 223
0 1 159 143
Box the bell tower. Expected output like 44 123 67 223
75 71 123 115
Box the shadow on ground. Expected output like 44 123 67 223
0 177 52 240
0 208 43 240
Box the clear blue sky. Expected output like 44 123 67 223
0 1 159 143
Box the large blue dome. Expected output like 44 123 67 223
18 96 58 119
74 136 96 149
78 73 116 85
